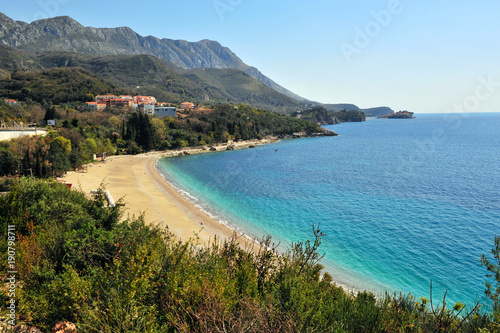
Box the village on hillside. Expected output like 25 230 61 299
0 95 206 129
85 95 198 118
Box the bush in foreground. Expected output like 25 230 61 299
0 178 496 332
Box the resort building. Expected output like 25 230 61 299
85 101 106 111
105 99 133 108
96 95 117 103
137 104 176 118
133 96 157 105
86 94 175 117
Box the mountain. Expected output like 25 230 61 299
0 45 302 112
0 13 304 101
0 44 42 74
182 68 301 111
34 50 302 111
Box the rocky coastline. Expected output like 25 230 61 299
158 129 337 157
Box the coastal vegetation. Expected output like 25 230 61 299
0 67 131 105
1 177 499 332
0 102 331 178
291 107 366 125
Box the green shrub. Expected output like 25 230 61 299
0 178 493 332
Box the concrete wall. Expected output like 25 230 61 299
155 107 176 118
0 129 47 141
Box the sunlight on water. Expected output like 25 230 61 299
157 113 500 306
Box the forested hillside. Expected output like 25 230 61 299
0 103 334 178
0 67 130 104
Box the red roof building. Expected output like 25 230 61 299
180 102 195 110
96 95 118 102
4 99 17 106
106 99 133 108
85 102 107 111
133 96 157 104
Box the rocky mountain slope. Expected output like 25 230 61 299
0 12 305 101
0 45 302 112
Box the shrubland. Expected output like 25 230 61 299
1 178 499 332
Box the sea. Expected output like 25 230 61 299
156 113 500 307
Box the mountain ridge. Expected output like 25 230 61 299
0 12 305 101
0 12 398 115
0 45 302 112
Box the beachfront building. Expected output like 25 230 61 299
137 104 176 118
180 102 195 110
88 95 174 115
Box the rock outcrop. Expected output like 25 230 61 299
52 321 77 333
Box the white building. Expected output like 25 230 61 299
138 104 155 115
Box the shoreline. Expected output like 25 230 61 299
62 136 361 295
62 138 278 248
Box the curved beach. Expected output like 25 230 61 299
62 145 369 295
62 141 275 246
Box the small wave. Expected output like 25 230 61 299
154 160 258 244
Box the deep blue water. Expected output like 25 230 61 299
157 113 500 307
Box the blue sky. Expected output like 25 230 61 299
2 0 500 113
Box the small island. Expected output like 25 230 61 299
378 110 414 119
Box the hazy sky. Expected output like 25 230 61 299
2 0 500 113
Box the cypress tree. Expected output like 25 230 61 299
35 150 43 178
22 148 31 176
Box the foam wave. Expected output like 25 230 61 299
154 160 259 244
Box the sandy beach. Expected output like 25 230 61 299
62 139 276 247
62 137 365 295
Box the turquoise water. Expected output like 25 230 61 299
157 113 500 306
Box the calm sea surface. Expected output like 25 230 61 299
157 113 500 306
